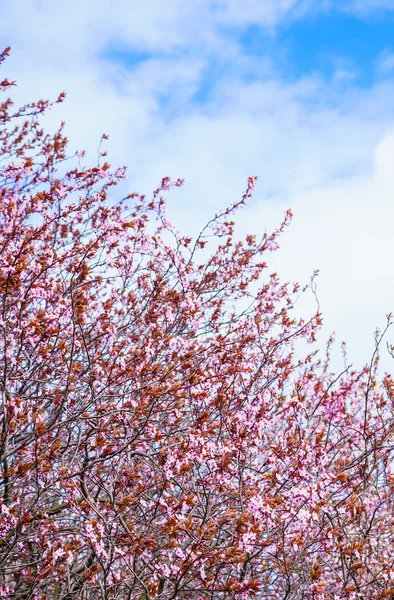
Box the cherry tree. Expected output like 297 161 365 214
1 47 394 600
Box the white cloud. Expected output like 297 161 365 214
344 0 394 12
213 0 307 27
264 131 394 373
128 77 394 372
376 50 394 77
0 0 307 66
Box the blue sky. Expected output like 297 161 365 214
98 5 394 116
241 10 394 87
1 0 394 371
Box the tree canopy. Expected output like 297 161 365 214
1 47 394 600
